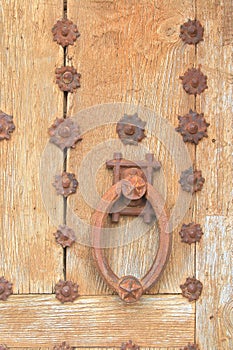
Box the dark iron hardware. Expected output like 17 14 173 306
176 109 210 145
180 277 203 302
179 223 203 244
55 280 79 303
92 154 171 303
180 19 204 45
180 67 208 95
52 18 80 47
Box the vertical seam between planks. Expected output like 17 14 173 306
63 0 68 281
194 0 198 345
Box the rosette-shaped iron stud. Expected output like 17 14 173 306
121 340 140 350
0 111 15 141
55 66 81 93
55 280 79 303
53 342 73 350
180 277 203 302
180 67 208 95
53 225 76 248
176 109 210 144
52 18 80 47
116 113 146 145
48 118 82 151
53 172 78 197
0 277 13 301
180 19 204 45
179 223 203 244
179 167 205 193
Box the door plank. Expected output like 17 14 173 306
66 0 196 295
195 1 233 349
0 295 194 348
0 1 64 292
10 348 180 350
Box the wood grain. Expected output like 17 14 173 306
0 1 64 292
66 0 196 295
0 295 195 348
195 1 233 349
11 348 180 350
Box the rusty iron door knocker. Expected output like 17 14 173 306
92 153 172 303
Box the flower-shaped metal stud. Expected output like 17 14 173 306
52 18 80 47
179 167 205 193
0 111 15 141
118 276 143 303
53 225 76 248
53 172 78 198
0 277 13 301
180 19 204 45
176 109 210 144
180 67 208 95
121 340 140 350
180 277 203 302
48 118 82 151
116 113 146 145
54 342 73 350
180 344 200 350
55 280 79 303
179 223 203 244
55 66 81 93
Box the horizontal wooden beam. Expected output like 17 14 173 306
0 295 194 348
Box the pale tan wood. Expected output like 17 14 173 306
11 348 180 350
0 1 64 292
66 0 196 294
74 348 181 350
0 295 194 348
195 1 233 349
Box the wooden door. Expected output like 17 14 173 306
0 1 232 349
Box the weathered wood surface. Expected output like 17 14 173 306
195 1 233 349
0 0 64 292
66 0 196 295
0 0 232 349
0 295 194 348
11 348 181 350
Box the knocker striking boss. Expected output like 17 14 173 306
92 153 172 303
